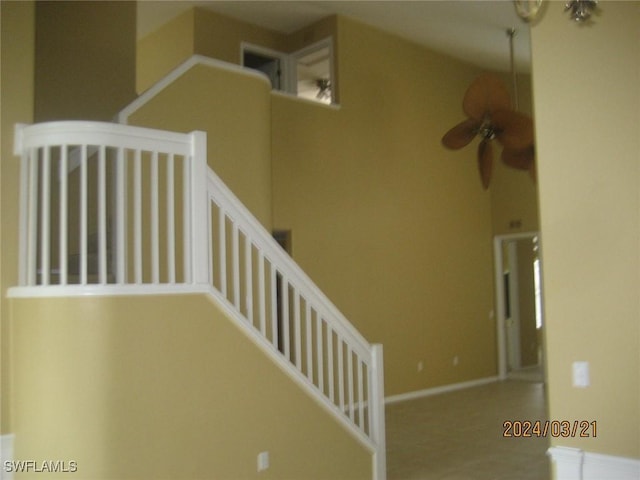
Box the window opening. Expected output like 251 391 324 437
293 43 333 104
242 50 283 90
241 38 335 105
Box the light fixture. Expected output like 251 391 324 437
565 0 598 22
513 0 600 23
513 0 543 21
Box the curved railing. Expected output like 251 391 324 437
11 120 386 479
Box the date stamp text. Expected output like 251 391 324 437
503 420 597 438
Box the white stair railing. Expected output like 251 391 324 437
12 121 386 479
14 121 208 290
205 168 386 474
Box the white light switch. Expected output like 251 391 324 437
572 361 590 387
257 451 269 472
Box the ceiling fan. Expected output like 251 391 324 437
441 31 535 189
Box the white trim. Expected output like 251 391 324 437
290 37 336 104
385 376 499 405
493 231 541 380
271 90 342 110
547 446 640 480
7 284 211 298
118 55 270 125
1 434 15 480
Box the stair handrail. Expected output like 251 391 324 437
10 120 386 479
205 166 386 477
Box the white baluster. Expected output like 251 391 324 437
59 146 68 285
357 358 365 429
98 145 107 284
347 346 355 422
245 234 253 323
281 276 290 360
232 223 240 309
134 149 142 284
337 338 345 414
115 147 126 284
327 325 335 403
258 250 266 335
270 263 278 348
317 314 325 394
182 153 192 283
218 209 227 297
151 150 159 284
305 301 312 380
80 145 88 285
166 153 176 284
40 146 51 286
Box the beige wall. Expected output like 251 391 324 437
1 0 35 433
193 7 287 63
531 1 639 460
272 17 498 396
136 7 540 397
137 7 287 94
126 63 273 229
136 8 195 94
34 1 137 121
10 294 371 479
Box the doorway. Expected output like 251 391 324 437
493 232 545 382
242 48 285 90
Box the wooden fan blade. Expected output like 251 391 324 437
442 119 480 149
478 140 493 190
463 74 511 120
492 110 534 149
502 145 535 170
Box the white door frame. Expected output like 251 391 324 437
240 42 291 92
493 231 542 380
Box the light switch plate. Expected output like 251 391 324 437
257 451 269 472
572 361 590 387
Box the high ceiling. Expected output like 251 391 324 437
137 1 533 73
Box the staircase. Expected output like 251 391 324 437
10 120 386 479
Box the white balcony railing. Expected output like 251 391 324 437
11 120 386 479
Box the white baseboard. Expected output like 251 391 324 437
548 446 640 480
1 434 15 480
385 376 499 404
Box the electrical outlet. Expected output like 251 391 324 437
257 451 269 472
453 356 459 366
417 361 424 372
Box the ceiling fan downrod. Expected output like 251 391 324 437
507 28 519 111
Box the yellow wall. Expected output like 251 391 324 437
193 7 287 63
531 1 639 459
136 7 539 397
272 17 498 396
1 0 35 433
10 294 371 479
137 7 287 94
137 7 339 96
136 8 195 94
126 63 273 229
34 1 137 121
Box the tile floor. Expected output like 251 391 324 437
385 379 550 480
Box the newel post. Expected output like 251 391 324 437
371 344 387 480
190 130 209 285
